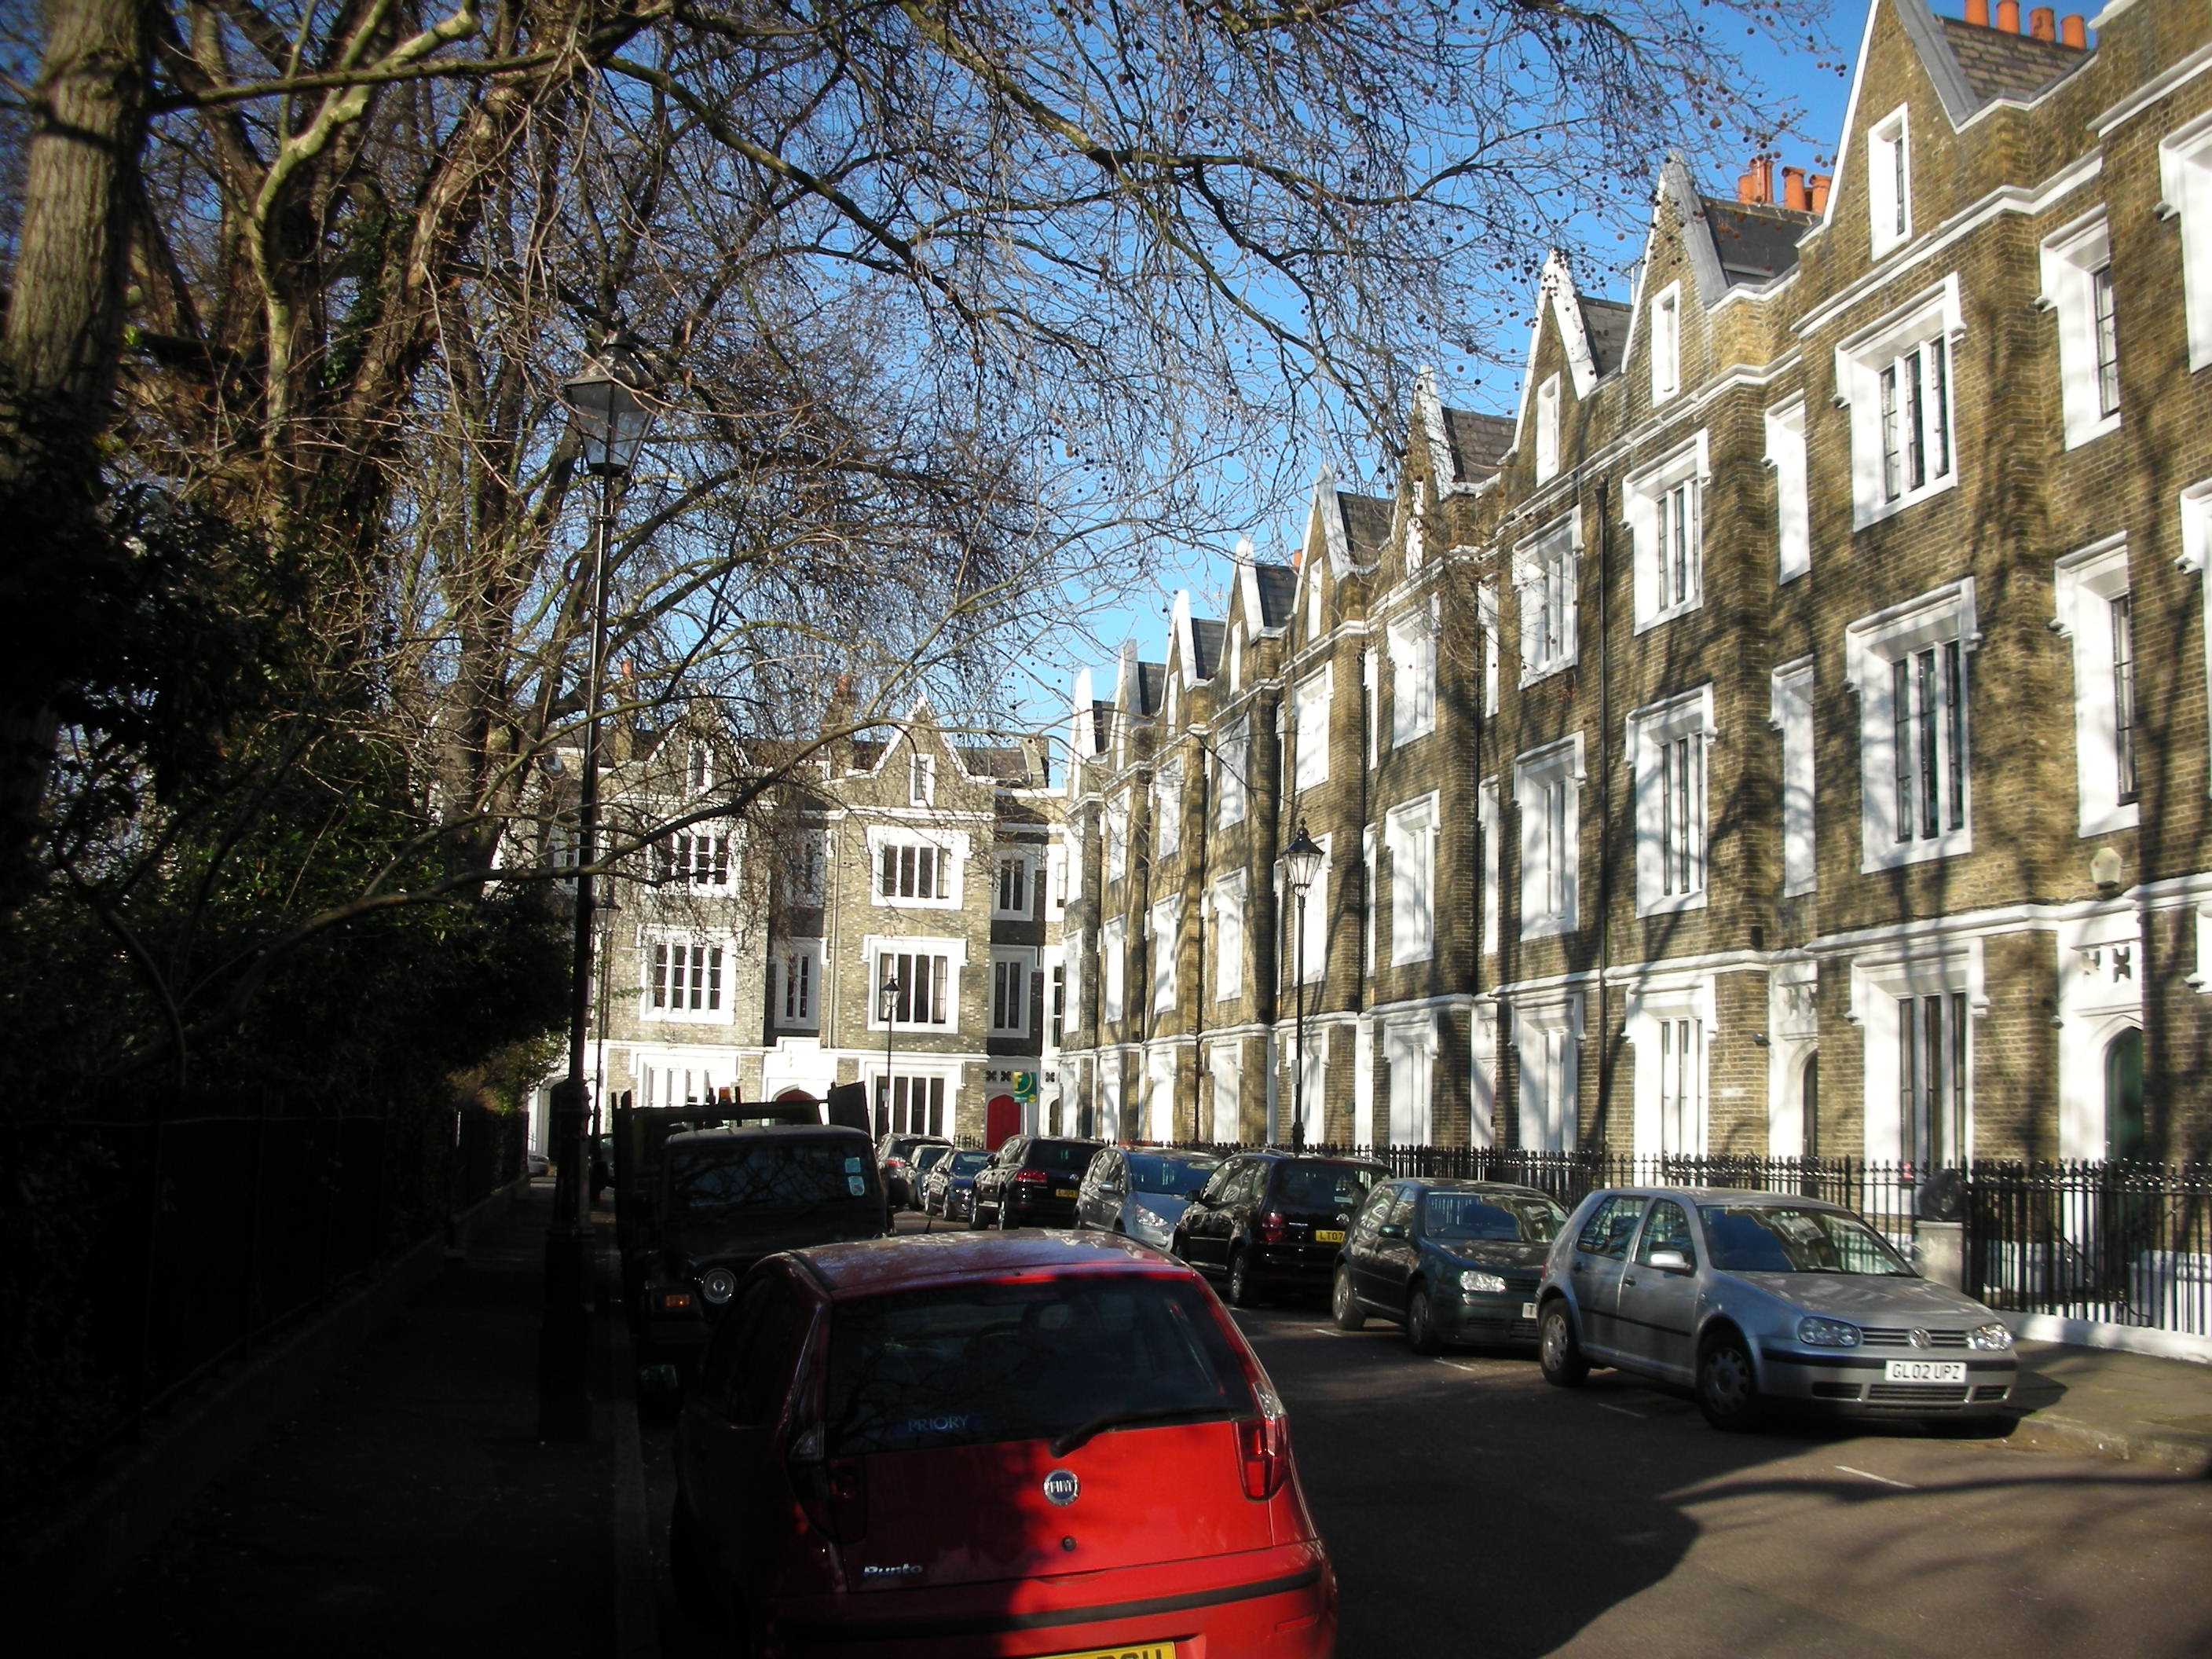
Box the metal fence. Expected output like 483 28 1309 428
1 1093 523 1497
1164 1141 2212 1337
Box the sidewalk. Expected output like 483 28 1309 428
46 1184 619 1659
2006 1339 2212 1473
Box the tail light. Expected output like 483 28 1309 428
789 1428 869 1542
1016 1168 1049 1185
1261 1210 1286 1244
1236 1383 1291 1500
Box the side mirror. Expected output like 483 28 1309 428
1647 1248 1694 1274
1377 1223 1408 1240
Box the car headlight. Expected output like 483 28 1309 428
1968 1321 2014 1351
1133 1205 1166 1233
1795 1316 1862 1348
1458 1270 1508 1294
699 1265 738 1306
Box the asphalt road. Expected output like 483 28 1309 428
640 1218 2212 1657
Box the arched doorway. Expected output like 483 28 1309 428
2104 1027 2146 1161
775 1087 813 1103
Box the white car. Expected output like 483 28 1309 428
526 1148 551 1178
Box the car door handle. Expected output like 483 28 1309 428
1571 1261 1586 1273
1622 1275 1638 1288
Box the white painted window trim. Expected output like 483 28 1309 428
1625 687 1717 917
639 928 739 1024
1514 734 1585 940
1834 274 1965 529
1215 716 1249 826
1104 792 1130 883
1845 579 1979 871
1478 778 1501 958
1211 870 1247 1002
1152 754 1185 859
1385 790 1442 965
991 945 1040 1036
1512 989 1583 1152
862 933 972 1034
2177 480 2212 798
1513 512 1582 683
1848 940 1984 1167
2053 533 2141 837
991 848 1039 921
1624 430 1710 632
1650 280 1683 402
1382 1013 1439 1146
1535 372 1562 483
1869 104 1913 258
1149 894 1182 1012
771 938 822 1030
1478 580 1501 715
1280 833 1332 985
1099 915 1127 1023
1292 665 1333 793
1764 397 1811 584
1361 823 1378 976
1769 660 1818 897
2159 108 2212 372
1624 974 1716 1157
865 825 969 910
1386 599 1439 745
2039 212 2122 449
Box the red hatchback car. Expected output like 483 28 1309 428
669 1230 1336 1659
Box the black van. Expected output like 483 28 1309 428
635 1124 889 1367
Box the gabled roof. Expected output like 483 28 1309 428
1338 492 1395 561
1441 408 1514 481
1701 199 1815 286
1133 660 1164 717
1936 12 2087 106
1581 298 1632 376
955 743 1031 780
1251 564 1297 630
1190 618 1225 680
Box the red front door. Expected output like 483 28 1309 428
986 1094 1020 1149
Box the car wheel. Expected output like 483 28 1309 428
1227 1245 1262 1308
1331 1268 1366 1331
1538 1301 1588 1388
997 1198 1015 1230
1406 1285 1443 1355
1697 1330 1764 1431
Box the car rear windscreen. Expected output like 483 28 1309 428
667 1141 877 1213
947 1152 991 1174
1025 1140 1101 1173
1271 1162 1383 1213
1423 1192 1565 1243
826 1276 1254 1457
1126 1153 1219 1197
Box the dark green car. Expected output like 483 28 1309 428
1331 1178 1569 1353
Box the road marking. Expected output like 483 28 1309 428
1596 1402 1648 1419
1836 1463 1916 1489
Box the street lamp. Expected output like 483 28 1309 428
1282 821 1324 1154
538 337 654 1443
880 973 899 1139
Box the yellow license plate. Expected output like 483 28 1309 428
1056 1188 1079 1199
1029 1644 1176 1659
1313 1229 1345 1244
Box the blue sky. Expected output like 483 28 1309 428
1033 2 1867 723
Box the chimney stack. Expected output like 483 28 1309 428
2030 6 2056 39
1782 167 1809 212
1998 0 2020 30
2060 13 2086 46
1965 0 1989 22
1736 154 1777 207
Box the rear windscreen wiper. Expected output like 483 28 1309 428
1049 1404 1240 1456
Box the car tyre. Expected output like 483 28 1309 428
1331 1268 1365 1331
1538 1301 1588 1388
1406 1285 1444 1355
997 1197 1016 1230
1226 1244 1262 1308
1697 1330 1765 1431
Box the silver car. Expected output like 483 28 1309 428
1075 1146 1222 1249
1536 1185 2019 1430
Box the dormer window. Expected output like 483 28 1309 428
1535 373 1562 483
1650 283 1682 402
1869 107 1911 258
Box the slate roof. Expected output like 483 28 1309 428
1441 408 1514 482
1134 661 1165 716
1582 298 1632 377
1338 492 1396 560
1189 617 1225 680
1701 200 1815 287
1252 564 1298 629
1939 16 2086 104
848 738 884 770
1090 701 1113 756
956 743 1031 781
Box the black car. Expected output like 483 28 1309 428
1331 1178 1569 1353
906 1142 955 1210
637 1124 888 1368
970 1134 1104 1229
1171 1152 1389 1306
876 1131 953 1208
919 1148 992 1221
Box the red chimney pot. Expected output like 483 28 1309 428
1997 0 2020 29
1782 167 1810 212
2030 6 2056 39
1965 0 1989 22
2060 13 2086 47
1809 174 1833 214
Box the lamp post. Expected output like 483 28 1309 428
1282 821 1324 1154
880 975 899 1139
539 338 653 1443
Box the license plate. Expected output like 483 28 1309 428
1883 1360 1966 1384
1521 1301 1537 1320
1313 1229 1345 1244
1056 1188 1079 1199
1030 1644 1176 1659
